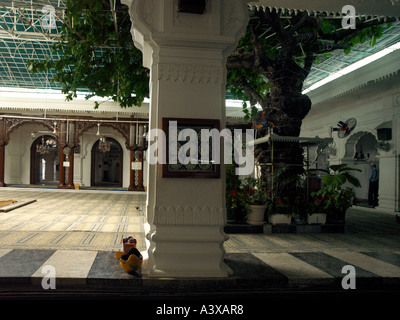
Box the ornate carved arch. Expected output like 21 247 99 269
4 118 58 145
343 130 378 160
75 121 130 149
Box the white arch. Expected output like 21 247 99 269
342 130 379 160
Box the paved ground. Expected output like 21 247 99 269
0 187 147 251
1 187 400 306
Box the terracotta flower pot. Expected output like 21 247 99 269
246 204 267 225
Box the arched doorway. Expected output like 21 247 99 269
344 131 379 202
30 135 59 185
91 137 123 187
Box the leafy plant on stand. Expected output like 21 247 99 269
266 165 305 218
311 164 361 222
242 177 269 203
228 175 271 225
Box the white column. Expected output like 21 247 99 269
122 0 249 277
375 156 396 212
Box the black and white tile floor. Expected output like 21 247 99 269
1 247 400 298
1 188 400 301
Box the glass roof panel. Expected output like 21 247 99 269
0 1 399 94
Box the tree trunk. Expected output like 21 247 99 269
254 57 311 191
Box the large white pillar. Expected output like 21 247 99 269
377 155 397 212
121 0 249 277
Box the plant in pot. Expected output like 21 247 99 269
311 164 361 224
226 164 246 223
293 195 312 224
266 194 293 225
308 194 328 224
266 165 304 225
240 177 269 225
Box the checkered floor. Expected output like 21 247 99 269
1 187 400 255
1 187 400 296
0 188 147 251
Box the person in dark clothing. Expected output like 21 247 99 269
368 164 379 207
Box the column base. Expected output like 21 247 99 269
147 225 232 278
58 185 74 189
148 266 232 278
128 186 145 192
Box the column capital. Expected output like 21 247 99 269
121 0 249 67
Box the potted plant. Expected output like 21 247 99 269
293 196 312 224
307 196 328 224
311 164 360 224
265 166 303 225
266 195 292 225
226 164 246 223
240 177 269 225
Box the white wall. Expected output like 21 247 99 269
301 50 400 213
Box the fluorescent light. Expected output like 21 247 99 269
302 41 400 94
0 87 150 104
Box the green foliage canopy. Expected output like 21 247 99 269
27 0 149 108
27 3 394 114
226 9 394 121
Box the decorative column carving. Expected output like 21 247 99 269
58 147 66 188
122 0 249 278
65 121 76 189
58 120 67 188
128 123 146 192
129 149 145 191
65 147 75 188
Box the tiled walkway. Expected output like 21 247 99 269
1 187 400 299
1 248 400 299
0 187 147 251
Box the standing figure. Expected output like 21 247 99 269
368 164 379 208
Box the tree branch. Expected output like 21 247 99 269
254 8 288 40
232 76 268 108
227 50 256 70
250 26 272 70
289 14 309 36
315 42 350 55
331 17 396 43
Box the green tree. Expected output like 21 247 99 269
27 0 149 108
227 8 393 177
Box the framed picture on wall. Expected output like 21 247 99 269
162 118 220 178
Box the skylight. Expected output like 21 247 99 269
302 41 400 94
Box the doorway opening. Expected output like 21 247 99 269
91 137 123 187
30 135 59 185
343 131 379 206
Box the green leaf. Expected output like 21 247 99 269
329 164 348 172
93 1 103 12
320 20 336 34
